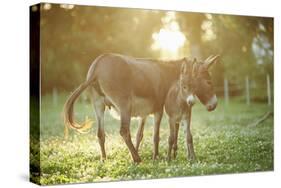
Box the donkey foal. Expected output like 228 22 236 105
165 59 196 161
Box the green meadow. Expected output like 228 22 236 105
30 94 273 185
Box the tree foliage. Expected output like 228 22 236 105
37 4 273 95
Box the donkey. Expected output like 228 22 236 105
135 56 220 158
63 53 219 163
165 56 219 161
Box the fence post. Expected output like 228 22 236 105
267 74 272 106
245 76 250 105
224 78 229 105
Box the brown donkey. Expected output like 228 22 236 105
165 56 220 161
64 53 219 163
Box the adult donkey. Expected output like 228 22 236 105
63 53 219 163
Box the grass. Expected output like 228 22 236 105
30 93 274 185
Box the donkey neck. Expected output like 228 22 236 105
136 57 183 80
153 59 183 93
173 81 189 108
165 81 189 117
134 57 186 101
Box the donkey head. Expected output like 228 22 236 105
192 55 220 111
179 58 197 107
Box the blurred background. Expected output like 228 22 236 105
35 3 273 104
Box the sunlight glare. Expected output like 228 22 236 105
152 12 186 58
152 28 186 52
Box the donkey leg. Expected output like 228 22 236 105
167 118 176 161
135 117 146 152
119 104 141 163
172 123 180 159
93 93 106 160
184 109 196 160
153 111 163 160
186 129 196 160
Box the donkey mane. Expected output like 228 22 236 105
135 57 185 65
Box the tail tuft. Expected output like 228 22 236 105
63 81 94 138
75 116 94 134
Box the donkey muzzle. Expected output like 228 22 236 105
206 95 217 111
186 95 196 106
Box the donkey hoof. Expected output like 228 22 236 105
153 154 159 160
100 157 106 162
133 157 142 163
167 155 172 161
172 152 177 160
188 155 196 161
134 159 141 164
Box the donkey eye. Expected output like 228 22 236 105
183 86 187 90
206 80 212 85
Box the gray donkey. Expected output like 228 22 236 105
64 53 219 163
164 56 219 161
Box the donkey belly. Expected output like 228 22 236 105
131 96 155 118
107 96 155 119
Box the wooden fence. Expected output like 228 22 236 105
222 74 272 106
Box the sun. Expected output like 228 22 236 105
152 28 186 52
151 12 186 59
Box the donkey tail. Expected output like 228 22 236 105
63 79 94 139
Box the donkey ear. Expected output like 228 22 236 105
192 58 197 65
192 58 197 76
205 55 220 69
181 60 188 74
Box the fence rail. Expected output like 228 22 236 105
218 74 273 106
